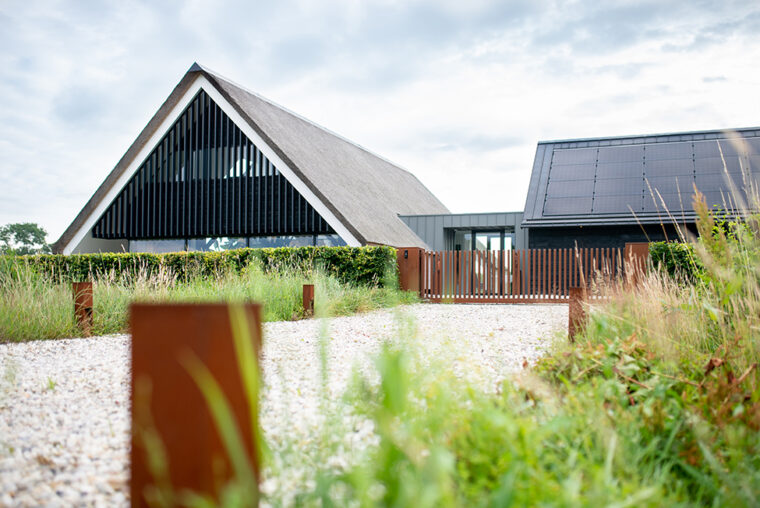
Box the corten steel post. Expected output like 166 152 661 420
568 286 586 343
72 282 93 337
397 247 423 295
129 303 262 507
303 284 315 316
624 242 650 287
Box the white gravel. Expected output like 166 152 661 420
0 303 566 506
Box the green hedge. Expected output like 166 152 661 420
10 246 397 287
649 241 704 282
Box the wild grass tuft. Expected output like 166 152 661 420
0 258 417 342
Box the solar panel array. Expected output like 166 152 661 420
542 136 760 218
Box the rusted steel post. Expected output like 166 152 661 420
568 286 586 343
624 242 650 287
129 303 262 507
303 284 315 316
72 282 93 337
397 247 423 295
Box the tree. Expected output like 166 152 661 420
0 223 51 255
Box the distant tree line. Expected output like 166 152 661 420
0 223 51 255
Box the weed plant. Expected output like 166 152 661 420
290 188 760 506
187 181 760 505
80 146 760 504
0 258 416 342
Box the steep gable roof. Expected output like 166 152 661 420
54 63 448 253
522 127 760 228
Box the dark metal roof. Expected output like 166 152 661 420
522 127 760 228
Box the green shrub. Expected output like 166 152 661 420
13 246 397 287
0 256 416 342
649 241 704 282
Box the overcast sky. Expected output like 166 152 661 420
2 0 760 242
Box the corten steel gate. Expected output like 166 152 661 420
418 248 624 303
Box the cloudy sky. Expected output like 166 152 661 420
2 0 760 242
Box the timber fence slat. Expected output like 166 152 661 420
419 246 639 303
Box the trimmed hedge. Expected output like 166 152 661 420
11 246 397 287
649 241 704 282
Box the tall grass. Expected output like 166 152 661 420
145 184 760 505
285 181 760 505
0 258 417 342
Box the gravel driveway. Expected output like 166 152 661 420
0 303 566 506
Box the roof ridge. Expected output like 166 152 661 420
538 126 760 146
194 63 428 182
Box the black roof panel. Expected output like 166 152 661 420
523 127 760 227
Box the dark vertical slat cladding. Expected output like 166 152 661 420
148 152 154 238
139 159 145 237
198 93 205 239
93 91 336 242
162 136 168 237
255 148 261 234
263 160 269 232
225 115 232 235
168 128 174 238
239 138 245 235
245 141 250 235
172 122 177 238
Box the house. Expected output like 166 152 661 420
52 63 449 254
53 62 760 255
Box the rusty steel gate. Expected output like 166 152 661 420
395 244 650 303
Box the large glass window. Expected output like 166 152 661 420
187 237 247 252
453 230 473 251
475 231 502 251
130 239 186 253
452 229 515 251
316 234 346 247
249 235 314 248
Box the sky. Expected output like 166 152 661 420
2 0 760 243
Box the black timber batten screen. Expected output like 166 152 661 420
92 90 334 240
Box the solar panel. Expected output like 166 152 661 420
595 161 644 179
594 177 644 196
646 175 696 195
692 140 722 158
699 191 736 210
644 142 693 161
643 192 696 213
597 145 644 163
551 148 598 165
546 178 595 198
592 195 643 214
749 155 760 171
745 137 760 155
695 172 735 193
645 158 695 177
548 163 597 182
695 156 742 174
543 197 593 215
693 139 745 159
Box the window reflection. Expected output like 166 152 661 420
129 239 186 253
187 237 247 252
129 233 347 252
316 234 346 247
